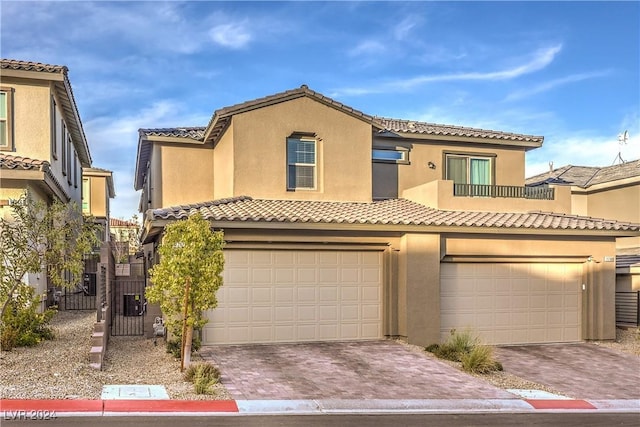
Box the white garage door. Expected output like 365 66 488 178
203 250 382 345
440 263 582 345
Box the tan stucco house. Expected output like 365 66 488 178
135 85 640 347
0 59 95 298
82 167 115 244
527 160 640 292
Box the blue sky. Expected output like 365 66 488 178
2 1 639 219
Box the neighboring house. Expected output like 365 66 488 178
0 59 93 299
527 160 640 292
82 167 115 244
110 217 140 262
135 85 640 347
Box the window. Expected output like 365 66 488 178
0 87 13 151
82 178 90 213
51 96 58 159
372 148 408 163
66 133 72 183
287 136 316 190
445 154 493 185
61 123 67 175
73 153 78 188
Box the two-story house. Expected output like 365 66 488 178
0 59 95 299
527 160 640 293
135 85 640 347
82 167 115 243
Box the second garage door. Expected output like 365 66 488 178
440 262 583 345
203 250 382 345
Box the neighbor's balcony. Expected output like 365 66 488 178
402 180 571 214
453 183 555 200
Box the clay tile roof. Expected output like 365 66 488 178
526 159 640 188
139 127 206 140
373 118 544 143
0 153 50 171
110 218 139 227
150 197 640 233
1 59 67 74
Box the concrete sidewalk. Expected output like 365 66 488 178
1 398 639 417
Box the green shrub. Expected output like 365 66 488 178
425 343 440 353
1 286 56 351
184 362 220 395
460 345 501 374
433 329 478 362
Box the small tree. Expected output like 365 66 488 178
146 213 224 369
0 192 101 321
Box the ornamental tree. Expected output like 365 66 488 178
146 213 224 369
0 192 101 321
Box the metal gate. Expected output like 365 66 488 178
61 273 97 310
111 279 145 336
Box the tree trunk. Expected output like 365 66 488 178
183 325 193 369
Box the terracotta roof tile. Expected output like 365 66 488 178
1 59 67 74
0 153 50 171
526 159 640 188
139 127 206 139
150 197 640 233
110 218 139 227
373 118 544 143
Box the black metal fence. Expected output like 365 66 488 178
62 273 97 310
110 279 145 336
453 183 555 200
616 291 640 326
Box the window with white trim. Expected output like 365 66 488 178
0 87 13 151
287 136 316 190
445 154 493 185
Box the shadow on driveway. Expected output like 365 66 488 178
495 343 640 400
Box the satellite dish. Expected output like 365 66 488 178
613 130 629 164
618 130 629 145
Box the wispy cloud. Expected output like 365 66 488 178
393 16 420 41
505 70 611 101
209 21 253 49
334 44 563 96
348 40 387 57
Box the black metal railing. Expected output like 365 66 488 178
110 279 145 336
453 183 555 200
616 291 640 326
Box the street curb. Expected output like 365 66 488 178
2 399 639 416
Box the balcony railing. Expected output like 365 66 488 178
453 184 555 200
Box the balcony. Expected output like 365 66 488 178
402 180 571 214
453 184 555 200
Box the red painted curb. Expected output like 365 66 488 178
0 399 239 413
0 400 103 412
525 399 596 410
103 400 239 413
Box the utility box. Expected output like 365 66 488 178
83 273 97 296
123 294 141 316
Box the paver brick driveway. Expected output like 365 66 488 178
495 343 640 400
200 340 515 400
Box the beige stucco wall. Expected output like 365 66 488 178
230 97 373 201
213 125 234 199
373 137 526 199
149 145 163 209
159 143 214 208
1 77 81 204
88 175 107 218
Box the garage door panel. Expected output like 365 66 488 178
204 250 382 345
441 263 582 345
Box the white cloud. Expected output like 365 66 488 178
333 44 563 96
209 22 253 49
393 16 419 41
505 70 611 101
348 40 387 57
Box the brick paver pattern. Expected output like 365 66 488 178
200 340 516 400
495 343 640 400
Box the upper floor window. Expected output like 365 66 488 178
287 136 316 190
445 154 493 185
372 148 409 164
0 87 13 151
66 133 72 183
61 123 67 175
51 96 58 159
82 178 90 213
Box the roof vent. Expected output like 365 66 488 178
300 84 309 90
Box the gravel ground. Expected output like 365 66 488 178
1 310 638 400
0 310 230 400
